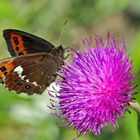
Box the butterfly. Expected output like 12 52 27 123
0 29 65 95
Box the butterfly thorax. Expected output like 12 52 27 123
52 45 64 65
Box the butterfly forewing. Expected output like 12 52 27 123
3 29 55 56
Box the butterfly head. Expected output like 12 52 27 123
52 45 64 57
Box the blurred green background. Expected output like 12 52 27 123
0 0 140 140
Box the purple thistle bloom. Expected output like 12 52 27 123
50 34 135 135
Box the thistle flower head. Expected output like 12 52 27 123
51 34 135 135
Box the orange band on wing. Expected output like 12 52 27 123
10 32 28 56
0 59 15 78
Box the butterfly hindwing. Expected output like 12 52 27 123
0 52 63 95
3 29 55 56
19 54 61 88
5 72 44 95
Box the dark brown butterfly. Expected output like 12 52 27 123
0 29 64 95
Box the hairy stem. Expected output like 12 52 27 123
129 102 140 113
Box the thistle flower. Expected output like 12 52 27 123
50 34 135 136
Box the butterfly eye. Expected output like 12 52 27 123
25 85 31 89
13 37 19 45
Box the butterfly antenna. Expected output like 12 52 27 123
57 19 68 46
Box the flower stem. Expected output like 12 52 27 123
129 102 140 113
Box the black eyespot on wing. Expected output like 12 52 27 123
0 66 7 72
13 37 19 45
4 72 8 76
18 52 24 56
15 47 19 51
25 85 31 89
14 79 19 83
17 82 22 86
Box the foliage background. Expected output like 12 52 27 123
0 0 140 140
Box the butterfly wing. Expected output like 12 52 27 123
3 29 55 56
0 53 62 95
5 72 44 95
